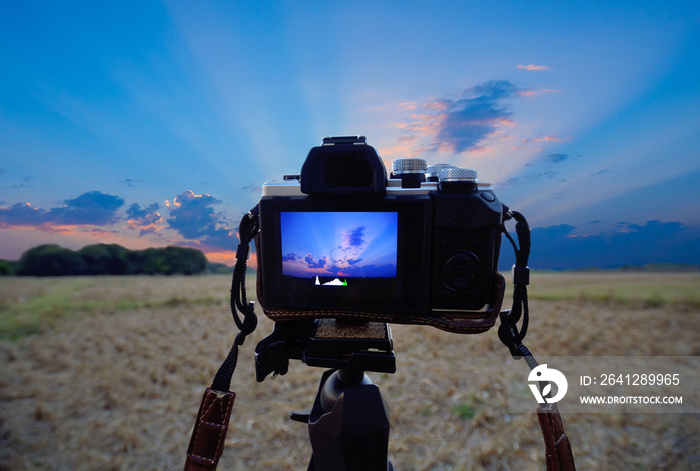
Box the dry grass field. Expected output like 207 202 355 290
1 272 699 470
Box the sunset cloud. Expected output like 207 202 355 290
125 203 163 236
524 135 569 143
49 192 125 226
0 202 49 227
0 191 124 228
517 64 552 71
391 80 528 155
0 189 240 256
165 190 237 250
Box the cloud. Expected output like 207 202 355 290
119 178 145 188
241 184 262 194
526 153 570 167
0 191 124 228
545 153 569 163
282 252 328 270
166 190 222 239
126 202 163 236
0 189 244 259
525 153 581 171
499 220 700 270
624 220 686 239
395 80 526 154
343 226 366 249
165 190 237 249
333 263 396 278
504 170 561 185
4 175 35 190
524 136 568 143
126 202 159 220
0 202 49 227
48 191 124 225
517 64 552 71
282 251 396 278
6 183 34 190
304 253 328 269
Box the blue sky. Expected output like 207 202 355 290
281 212 398 278
1 0 699 268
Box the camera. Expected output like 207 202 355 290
254 136 506 333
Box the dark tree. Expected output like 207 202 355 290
79 244 131 275
13 244 210 276
17 244 86 276
0 260 16 276
162 246 208 275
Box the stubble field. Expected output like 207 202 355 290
1 272 699 470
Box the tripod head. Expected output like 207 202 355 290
255 318 396 381
254 319 397 471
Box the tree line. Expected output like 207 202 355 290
0 244 232 276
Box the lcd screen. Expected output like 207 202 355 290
280 212 398 283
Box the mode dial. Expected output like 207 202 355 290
438 168 478 194
426 163 457 182
392 158 428 175
391 158 428 188
438 168 478 182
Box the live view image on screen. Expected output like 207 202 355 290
280 212 398 283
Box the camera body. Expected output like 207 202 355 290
255 136 506 333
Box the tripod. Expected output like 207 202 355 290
255 318 397 471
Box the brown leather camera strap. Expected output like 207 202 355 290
184 388 236 471
183 384 576 471
184 210 260 471
183 389 575 471
537 402 577 471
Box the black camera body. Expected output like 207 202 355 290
255 136 506 333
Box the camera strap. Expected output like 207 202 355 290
498 209 531 356
184 208 260 471
498 210 576 471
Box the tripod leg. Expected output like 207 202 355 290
307 369 393 471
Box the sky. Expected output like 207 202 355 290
1 0 699 269
281 211 398 278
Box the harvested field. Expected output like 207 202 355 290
1 273 699 470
